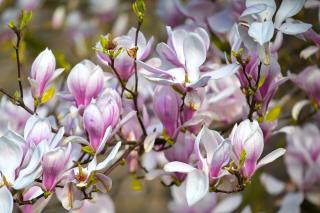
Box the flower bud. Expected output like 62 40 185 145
29 48 62 99
230 119 264 178
153 86 180 137
24 116 52 146
83 90 121 151
67 60 104 108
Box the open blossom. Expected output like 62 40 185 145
96 28 154 81
28 48 64 99
284 125 320 192
67 60 104 109
202 75 247 124
0 130 47 212
164 126 231 205
138 26 240 89
153 86 181 137
239 0 311 63
83 89 121 152
289 66 320 106
230 119 286 178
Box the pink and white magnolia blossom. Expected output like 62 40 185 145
153 86 181 137
96 28 154 81
66 60 104 109
169 183 243 213
28 48 64 99
83 89 121 152
289 66 320 106
138 26 240 89
0 130 47 211
238 0 312 63
164 126 232 205
41 144 72 192
284 125 320 196
230 119 286 179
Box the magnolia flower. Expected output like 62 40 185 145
28 48 64 99
41 144 72 192
202 75 247 124
24 115 64 149
96 28 154 81
289 66 320 106
153 86 181 137
164 126 231 205
71 193 115 213
73 142 121 189
239 0 312 63
156 0 184 27
0 130 47 212
284 125 320 193
169 183 243 213
138 26 240 89
230 119 286 178
20 186 50 213
66 60 104 109
83 89 121 152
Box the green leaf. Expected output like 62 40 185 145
41 86 55 104
8 20 15 29
265 105 281 122
99 35 108 48
132 0 145 22
82 146 95 155
19 10 32 30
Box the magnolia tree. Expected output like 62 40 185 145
0 0 319 212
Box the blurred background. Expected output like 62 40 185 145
0 0 320 212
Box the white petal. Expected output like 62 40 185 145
96 126 112 154
257 148 286 169
279 22 312 35
0 187 13 213
0 131 24 183
24 115 40 140
172 29 188 64
163 162 195 173
278 193 304 213
300 46 319 59
240 4 267 17
50 127 65 149
202 63 240 80
186 170 209 206
184 33 206 83
144 132 158 153
95 142 121 171
291 100 310 121
214 193 242 213
275 0 305 28
248 21 274 45
260 173 286 195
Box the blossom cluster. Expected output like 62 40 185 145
0 0 319 212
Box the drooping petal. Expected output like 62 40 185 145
279 22 312 35
0 186 13 213
214 193 242 213
202 63 240 80
183 33 206 83
95 142 122 171
257 148 286 168
185 169 209 206
163 161 196 173
248 21 274 46
0 131 24 183
274 0 305 28
96 126 112 154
